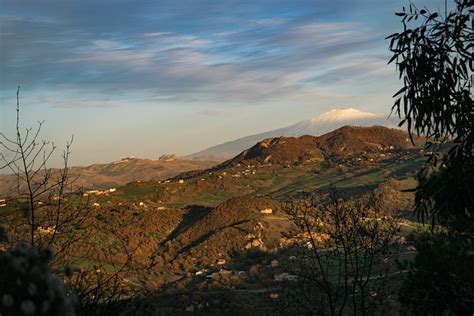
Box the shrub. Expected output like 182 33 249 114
0 244 76 315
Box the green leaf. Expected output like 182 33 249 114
393 86 408 97
427 12 439 22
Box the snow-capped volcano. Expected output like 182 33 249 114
313 108 380 122
187 108 399 160
282 108 393 137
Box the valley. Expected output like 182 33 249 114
0 125 429 314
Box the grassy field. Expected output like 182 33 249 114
112 152 425 208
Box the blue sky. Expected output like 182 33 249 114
0 0 447 166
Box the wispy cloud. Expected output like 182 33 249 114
4 0 443 164
0 0 403 109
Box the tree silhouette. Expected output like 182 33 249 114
280 192 402 315
388 1 474 313
0 89 150 315
387 0 473 230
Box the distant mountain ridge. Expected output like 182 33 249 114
175 125 413 180
0 157 217 196
230 125 411 166
187 108 399 160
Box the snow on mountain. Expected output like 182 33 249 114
187 108 399 160
282 108 394 137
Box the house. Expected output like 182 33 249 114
260 208 273 214
275 273 298 282
37 226 56 236
216 259 226 265
195 269 207 276
178 179 184 184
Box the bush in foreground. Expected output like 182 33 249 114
0 244 76 315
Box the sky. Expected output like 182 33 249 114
0 0 447 166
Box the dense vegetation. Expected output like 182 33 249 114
388 0 474 313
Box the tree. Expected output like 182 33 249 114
0 88 87 315
0 87 89 253
387 0 474 230
279 192 402 315
0 89 151 315
398 231 474 315
0 244 76 316
388 1 474 313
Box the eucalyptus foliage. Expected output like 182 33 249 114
388 0 474 230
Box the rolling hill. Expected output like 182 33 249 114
187 108 399 160
0 156 218 196
176 125 415 181
232 125 412 165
